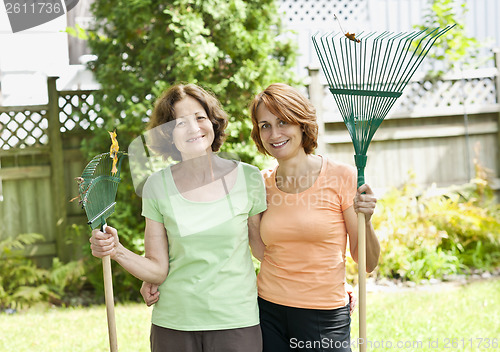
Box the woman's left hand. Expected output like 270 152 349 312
353 184 377 222
346 284 357 315
141 281 160 307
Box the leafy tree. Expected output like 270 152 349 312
85 0 298 162
80 0 298 300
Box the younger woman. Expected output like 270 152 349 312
250 83 380 352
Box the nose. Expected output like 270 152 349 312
269 125 281 140
187 117 200 133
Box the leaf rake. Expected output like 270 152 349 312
313 25 454 352
78 151 126 352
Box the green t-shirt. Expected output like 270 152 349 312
141 161 266 331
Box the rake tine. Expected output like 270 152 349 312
369 32 387 91
369 33 410 121
379 32 406 91
394 29 434 91
367 31 391 91
395 28 437 91
339 36 350 89
313 33 334 88
325 33 352 116
396 25 455 92
312 34 327 84
330 32 345 87
329 33 347 89
383 31 416 92
319 33 337 88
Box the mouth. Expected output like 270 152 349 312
270 140 289 148
186 135 204 143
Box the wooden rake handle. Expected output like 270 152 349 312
101 223 118 352
358 212 367 352
102 255 118 352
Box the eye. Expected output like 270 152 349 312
197 115 208 121
175 120 186 128
260 123 270 130
278 120 288 126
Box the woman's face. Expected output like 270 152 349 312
172 96 215 160
256 103 304 161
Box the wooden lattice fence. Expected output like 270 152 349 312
0 77 99 266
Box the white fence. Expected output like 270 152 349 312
280 0 500 77
306 50 500 194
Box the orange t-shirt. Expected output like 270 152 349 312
257 156 357 309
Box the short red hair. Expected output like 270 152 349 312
249 83 318 155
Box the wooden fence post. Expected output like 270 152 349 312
307 66 326 155
494 48 500 179
47 76 69 262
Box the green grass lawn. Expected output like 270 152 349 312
350 279 500 351
0 279 498 352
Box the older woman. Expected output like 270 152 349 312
250 83 380 352
90 83 266 352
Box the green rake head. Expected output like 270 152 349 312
78 152 126 230
312 25 454 186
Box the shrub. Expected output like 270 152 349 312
363 170 500 283
0 233 88 310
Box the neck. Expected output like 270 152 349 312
178 152 216 181
276 150 311 178
274 153 322 193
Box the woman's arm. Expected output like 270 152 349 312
90 218 169 284
344 184 381 272
248 213 265 262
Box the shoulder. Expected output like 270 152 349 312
239 162 261 174
239 162 265 185
322 156 356 178
146 167 170 183
320 156 357 193
142 167 170 198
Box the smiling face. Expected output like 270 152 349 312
172 96 215 160
256 103 304 161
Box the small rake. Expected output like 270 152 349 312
313 25 454 351
78 151 126 352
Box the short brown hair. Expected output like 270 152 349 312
249 83 318 155
146 84 228 160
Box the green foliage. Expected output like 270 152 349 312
84 0 298 163
0 233 46 309
64 24 88 40
415 0 484 76
425 179 500 270
368 172 500 283
0 234 87 309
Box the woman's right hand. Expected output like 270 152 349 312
141 281 160 306
89 226 119 259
